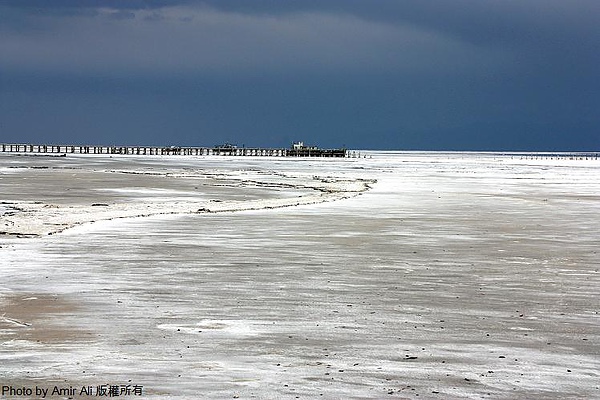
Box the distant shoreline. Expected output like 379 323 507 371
1 143 598 158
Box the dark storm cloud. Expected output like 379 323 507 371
0 0 598 150
1 0 597 79
5 0 599 47
0 2 476 76
201 0 600 76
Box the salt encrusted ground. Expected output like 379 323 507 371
0 155 373 237
0 152 599 399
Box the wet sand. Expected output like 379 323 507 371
1 152 599 399
0 293 91 344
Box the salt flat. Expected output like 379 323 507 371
0 152 599 399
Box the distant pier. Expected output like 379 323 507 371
0 143 350 158
507 152 600 161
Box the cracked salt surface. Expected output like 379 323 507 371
1 152 599 398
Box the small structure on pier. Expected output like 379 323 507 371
288 141 346 157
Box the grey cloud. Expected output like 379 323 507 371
0 0 188 11
5 0 599 42
1 5 498 77
1 0 597 150
108 10 136 20
1 1 597 86
2 1 597 64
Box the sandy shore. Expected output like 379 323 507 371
1 152 599 399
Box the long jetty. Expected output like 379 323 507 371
0 144 350 157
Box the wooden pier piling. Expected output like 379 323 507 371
0 144 350 158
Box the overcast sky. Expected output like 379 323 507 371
1 0 598 150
